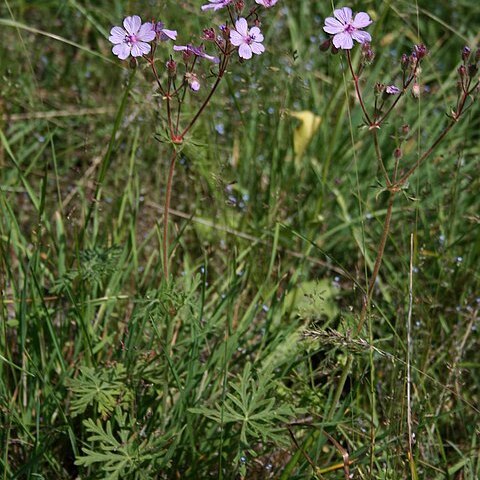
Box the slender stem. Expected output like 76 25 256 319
180 55 230 139
356 191 396 334
397 82 477 186
163 149 178 280
377 59 420 125
372 130 390 185
346 50 372 125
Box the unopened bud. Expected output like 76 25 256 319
412 82 421 98
166 58 177 76
234 0 245 13
202 28 216 41
458 65 467 78
361 42 375 63
129 57 138 70
319 38 331 52
394 147 402 159
401 53 409 68
402 124 410 135
468 63 478 77
375 83 385 95
462 46 471 62
413 44 428 60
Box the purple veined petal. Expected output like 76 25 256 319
137 41 152 55
235 18 249 37
112 43 131 60
138 23 156 42
109 26 127 44
230 30 244 46
332 32 353 49
238 43 252 59
130 42 149 57
250 42 265 55
249 27 264 42
352 12 372 29
351 30 371 44
323 17 344 34
334 7 352 24
123 15 142 35
161 29 177 41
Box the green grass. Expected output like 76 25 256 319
1 0 479 478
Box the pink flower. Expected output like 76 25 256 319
255 0 278 7
201 0 233 11
109 15 156 60
230 18 265 60
323 7 372 50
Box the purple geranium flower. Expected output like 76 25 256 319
152 21 177 42
323 7 372 50
173 44 220 63
255 0 278 7
109 15 156 60
230 18 265 60
201 0 233 11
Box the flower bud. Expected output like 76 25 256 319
129 57 138 70
394 147 402 159
468 63 478 77
375 83 385 95
361 42 375 63
401 53 409 69
234 0 245 13
402 124 410 135
166 58 177 76
319 38 331 52
458 65 467 78
462 46 471 62
413 44 428 60
412 82 421 98
202 28 216 41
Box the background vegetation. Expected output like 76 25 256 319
1 0 479 478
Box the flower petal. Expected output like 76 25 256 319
160 29 177 41
138 23 156 42
351 30 371 44
131 41 151 57
235 18 249 37
123 15 141 35
230 30 244 46
332 32 353 50
323 17 345 34
352 12 372 29
113 43 131 60
334 7 352 24
109 26 126 44
238 43 252 59
250 41 265 55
